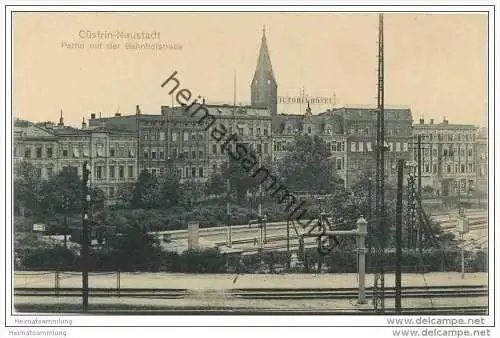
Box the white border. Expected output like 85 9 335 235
2 1 498 335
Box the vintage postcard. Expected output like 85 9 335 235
2 3 496 338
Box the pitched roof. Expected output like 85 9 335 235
252 26 276 84
14 125 57 139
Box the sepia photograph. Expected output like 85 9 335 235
2 2 497 337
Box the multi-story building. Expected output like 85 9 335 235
331 105 413 188
13 124 60 180
272 104 348 187
13 113 138 204
412 118 478 197
475 127 488 196
88 103 273 184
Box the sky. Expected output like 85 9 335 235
12 12 488 127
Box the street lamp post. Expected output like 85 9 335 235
368 177 372 221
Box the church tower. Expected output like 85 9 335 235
251 26 278 115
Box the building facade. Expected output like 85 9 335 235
475 127 488 196
13 125 60 180
331 106 413 188
272 104 348 187
14 116 138 205
88 103 273 184
412 118 478 197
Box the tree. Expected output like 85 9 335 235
222 159 253 202
278 135 344 195
14 119 34 127
14 161 42 217
158 167 181 208
205 172 225 196
93 221 165 271
115 183 134 206
91 187 106 211
130 170 160 209
180 179 204 208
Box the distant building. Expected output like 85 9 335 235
88 103 273 184
330 106 413 188
272 103 348 188
13 112 137 205
13 124 59 180
412 117 478 197
475 127 488 195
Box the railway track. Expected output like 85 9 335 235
15 285 487 300
13 303 488 315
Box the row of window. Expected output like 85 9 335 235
212 143 269 155
143 127 271 142
417 133 476 142
94 165 135 180
349 141 409 153
443 163 475 174
146 167 204 179
24 146 137 159
23 147 54 159
60 147 136 159
348 127 406 137
417 148 474 157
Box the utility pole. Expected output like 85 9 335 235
286 216 290 270
226 152 232 247
259 144 264 259
417 135 423 254
395 159 404 313
62 196 70 248
374 12 386 313
81 161 91 312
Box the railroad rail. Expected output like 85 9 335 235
15 285 487 300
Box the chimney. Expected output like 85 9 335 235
443 116 449 124
82 117 87 129
90 113 96 119
430 118 434 125
115 113 121 117
419 118 424 124
136 105 141 115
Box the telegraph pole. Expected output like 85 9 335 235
374 12 386 313
368 177 372 221
259 145 264 257
81 161 91 312
417 135 423 254
395 160 404 313
226 152 232 247
286 216 290 270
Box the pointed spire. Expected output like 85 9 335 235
253 25 276 82
305 100 312 117
58 109 64 126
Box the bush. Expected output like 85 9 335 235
180 248 226 273
18 246 78 270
